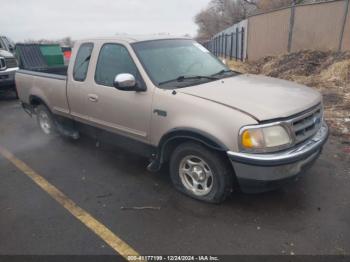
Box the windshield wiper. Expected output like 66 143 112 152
211 69 234 77
159 75 218 86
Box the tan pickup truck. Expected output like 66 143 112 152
16 36 328 203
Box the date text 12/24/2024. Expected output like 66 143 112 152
127 255 220 261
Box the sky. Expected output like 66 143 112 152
1 0 211 42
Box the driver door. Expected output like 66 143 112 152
88 43 153 143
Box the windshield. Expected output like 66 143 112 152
132 39 234 88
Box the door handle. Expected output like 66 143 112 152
88 94 99 102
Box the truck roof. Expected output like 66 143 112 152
78 35 191 44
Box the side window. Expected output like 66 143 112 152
95 44 140 87
73 43 94 82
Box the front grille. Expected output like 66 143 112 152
291 105 322 144
5 57 18 68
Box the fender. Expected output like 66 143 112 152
147 128 229 172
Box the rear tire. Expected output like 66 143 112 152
36 105 56 135
170 142 234 203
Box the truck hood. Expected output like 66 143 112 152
0 49 14 58
178 74 322 121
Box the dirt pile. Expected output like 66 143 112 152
228 50 350 140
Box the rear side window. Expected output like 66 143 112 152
73 43 94 82
95 44 140 87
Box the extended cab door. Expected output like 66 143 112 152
67 42 95 123
87 42 153 143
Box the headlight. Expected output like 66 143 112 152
239 124 292 153
0 57 6 70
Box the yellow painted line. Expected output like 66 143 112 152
0 145 141 260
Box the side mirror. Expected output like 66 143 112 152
113 73 139 91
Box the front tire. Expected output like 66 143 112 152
36 105 56 135
170 142 234 203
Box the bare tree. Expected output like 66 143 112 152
61 37 73 47
256 0 301 10
195 0 249 41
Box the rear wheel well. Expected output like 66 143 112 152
29 96 49 110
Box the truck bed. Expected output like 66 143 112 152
16 67 70 117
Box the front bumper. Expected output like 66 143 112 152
0 67 18 88
227 122 329 193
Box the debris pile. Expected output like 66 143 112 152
228 50 350 140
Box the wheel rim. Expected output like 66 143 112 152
38 111 51 134
179 155 214 196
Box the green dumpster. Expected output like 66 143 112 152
39 44 64 67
